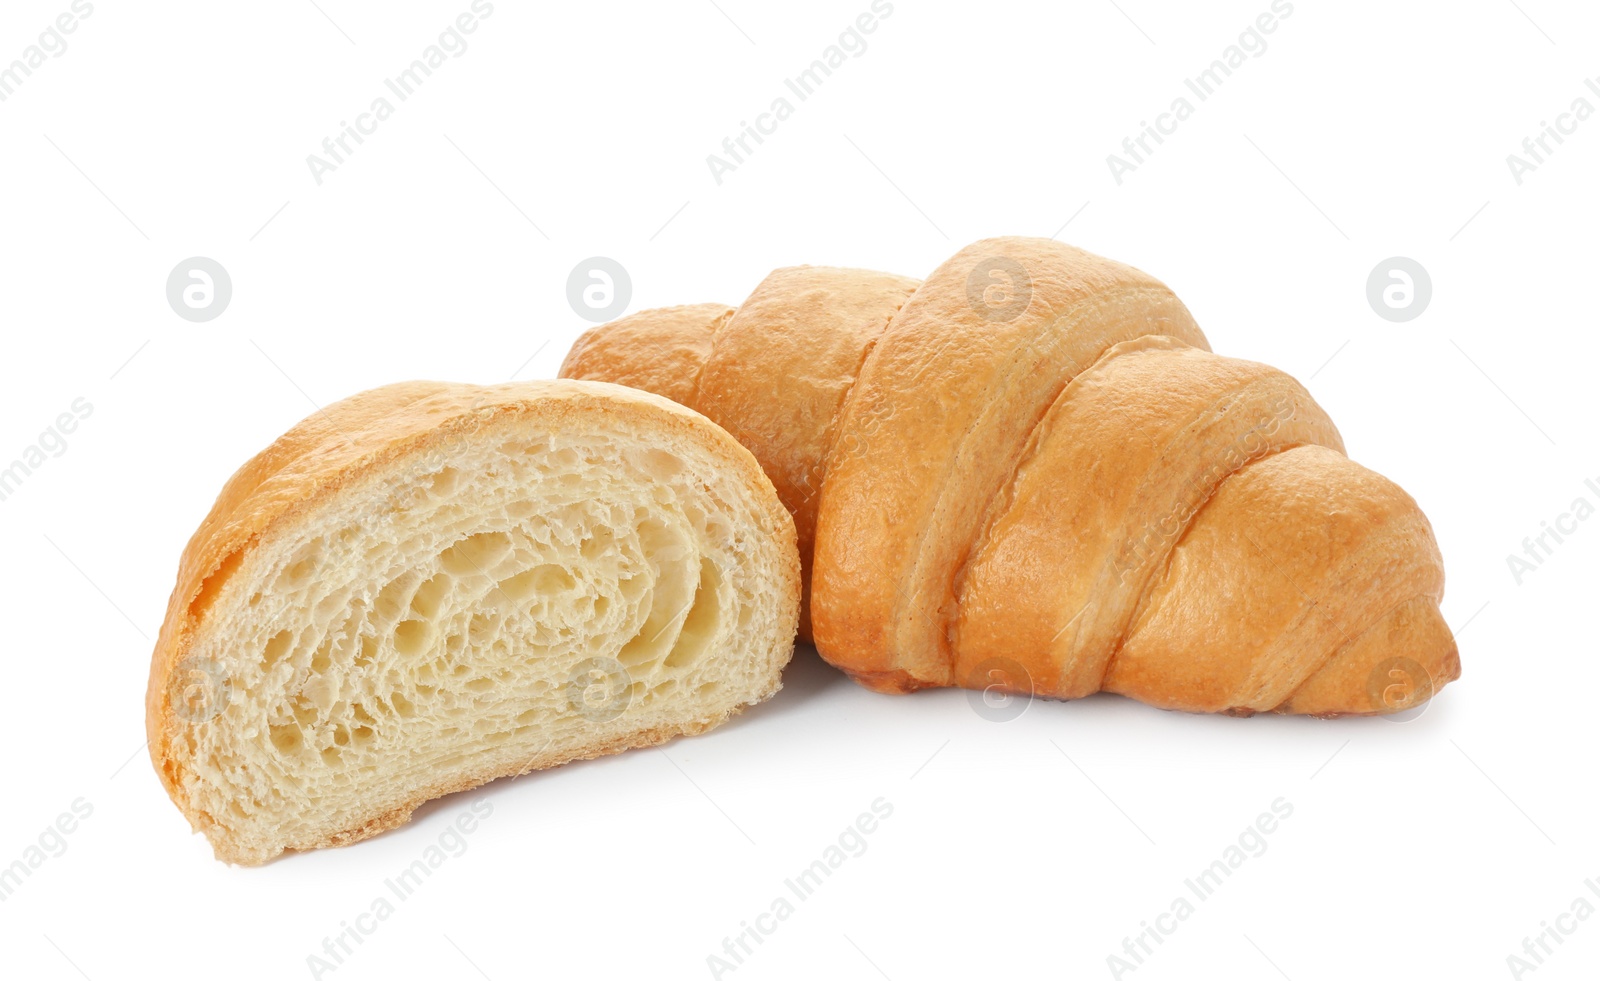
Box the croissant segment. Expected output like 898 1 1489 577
561 237 1459 717
144 381 801 863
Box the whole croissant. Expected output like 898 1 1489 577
561 237 1459 716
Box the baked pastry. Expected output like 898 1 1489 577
146 380 799 864
563 272 920 642
561 237 1459 716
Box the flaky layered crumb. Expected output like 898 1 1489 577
161 407 794 864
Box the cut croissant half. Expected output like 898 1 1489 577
146 380 799 865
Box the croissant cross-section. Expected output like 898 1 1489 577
147 380 799 864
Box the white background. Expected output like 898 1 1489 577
1 1 1596 978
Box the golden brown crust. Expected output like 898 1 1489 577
562 271 920 642
812 238 1208 684
559 304 733 407
1105 445 1452 714
146 379 800 863
558 237 1459 717
693 267 920 640
1280 595 1461 716
953 336 1345 700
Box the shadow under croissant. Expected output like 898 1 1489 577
1035 685 1462 729
818 642 1460 728
715 644 856 728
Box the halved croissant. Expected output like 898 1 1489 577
146 380 798 864
561 237 1459 716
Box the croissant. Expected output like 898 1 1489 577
561 237 1460 716
145 380 798 863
